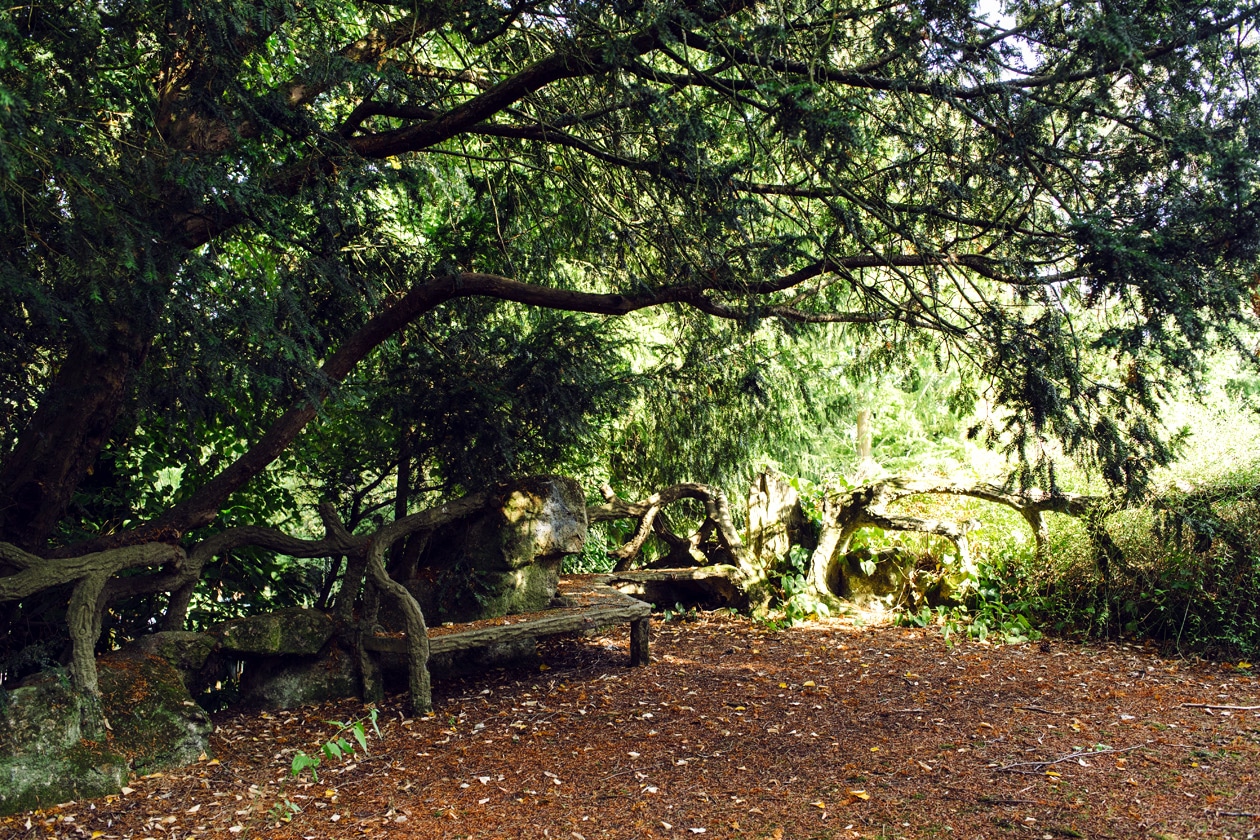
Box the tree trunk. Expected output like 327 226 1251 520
365 539 432 714
0 331 151 551
854 408 879 481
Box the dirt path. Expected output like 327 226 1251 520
4 612 1258 839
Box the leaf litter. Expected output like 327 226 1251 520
3 612 1258 838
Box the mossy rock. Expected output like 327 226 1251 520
213 607 336 656
238 644 359 710
0 676 127 816
420 559 566 626
0 653 213 816
129 631 219 693
829 547 914 605
493 476 587 569
402 476 587 625
97 651 214 774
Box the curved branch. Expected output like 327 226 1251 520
610 504 661 571
0 542 39 572
803 477 1108 598
590 483 750 574
346 0 759 159
75 250 1036 556
0 542 184 602
675 5 1260 100
0 541 184 696
357 489 492 713
104 520 370 612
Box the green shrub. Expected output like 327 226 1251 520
986 474 1260 658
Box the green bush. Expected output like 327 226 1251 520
986 474 1260 658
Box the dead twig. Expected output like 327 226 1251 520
1181 703 1260 711
1205 808 1260 818
992 744 1146 774
598 760 669 782
1014 705 1064 715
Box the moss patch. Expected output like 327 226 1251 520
97 652 213 773
0 677 127 816
213 607 336 655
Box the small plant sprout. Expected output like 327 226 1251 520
289 707 381 782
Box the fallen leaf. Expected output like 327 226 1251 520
848 790 870 801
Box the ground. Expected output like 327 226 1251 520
3 611 1258 839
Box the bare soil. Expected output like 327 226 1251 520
4 611 1258 839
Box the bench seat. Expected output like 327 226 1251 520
362 574 651 665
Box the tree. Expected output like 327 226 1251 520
1 0 1258 695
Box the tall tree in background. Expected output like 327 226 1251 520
0 0 1257 563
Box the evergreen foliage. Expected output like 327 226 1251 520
0 0 1259 665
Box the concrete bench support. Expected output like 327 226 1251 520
630 617 650 666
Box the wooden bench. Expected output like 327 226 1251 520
361 574 652 667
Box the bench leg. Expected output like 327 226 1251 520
630 617 650 666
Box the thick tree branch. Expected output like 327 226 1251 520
344 0 760 159
0 543 184 603
37 257 1000 549
0 541 184 696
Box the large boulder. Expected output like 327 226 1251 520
0 676 127 815
214 607 337 656
237 642 360 710
96 651 214 774
402 476 587 625
746 471 815 568
829 546 916 608
0 651 213 816
129 630 220 694
207 609 356 710
829 547 964 610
